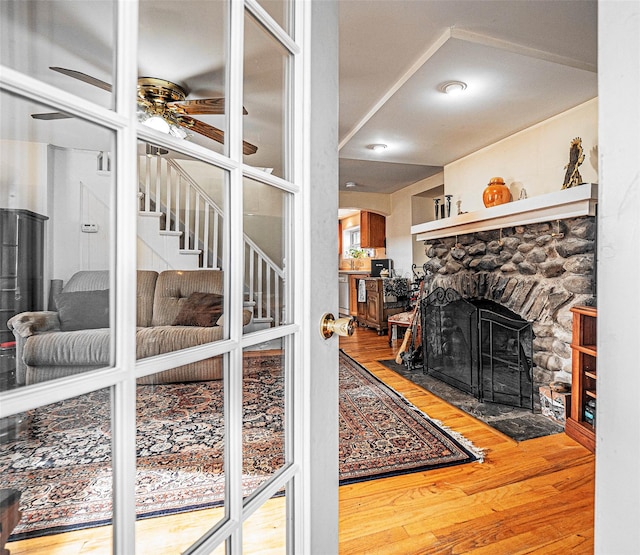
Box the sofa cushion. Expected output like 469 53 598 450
172 292 224 327
23 324 226 368
60 270 158 327
137 270 159 327
63 271 110 292
55 290 110 331
152 270 224 326
23 328 111 367
136 325 225 358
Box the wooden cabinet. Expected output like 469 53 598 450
360 211 385 248
357 278 405 335
349 274 368 316
357 298 367 325
0 209 48 345
565 305 597 453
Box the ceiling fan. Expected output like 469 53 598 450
31 67 258 155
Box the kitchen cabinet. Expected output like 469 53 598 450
360 211 385 248
357 278 405 335
349 274 369 316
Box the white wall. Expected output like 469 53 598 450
50 147 112 283
0 139 48 214
595 1 640 551
377 99 598 280
339 190 391 215
387 172 444 278
445 98 598 213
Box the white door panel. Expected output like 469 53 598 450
0 0 339 553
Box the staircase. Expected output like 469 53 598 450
137 155 284 326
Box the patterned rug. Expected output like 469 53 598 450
2 351 481 540
339 351 481 483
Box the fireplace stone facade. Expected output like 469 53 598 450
421 216 596 393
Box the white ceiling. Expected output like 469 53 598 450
338 0 598 194
1 1 597 195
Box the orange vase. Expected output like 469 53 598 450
483 177 511 207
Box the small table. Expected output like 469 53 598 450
0 488 21 555
388 310 417 346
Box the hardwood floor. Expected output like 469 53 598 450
7 326 594 554
339 326 594 554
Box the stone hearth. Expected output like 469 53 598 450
421 216 596 402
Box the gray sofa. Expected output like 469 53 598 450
8 269 252 386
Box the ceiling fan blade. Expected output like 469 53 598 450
179 115 258 155
31 112 74 120
50 66 113 92
168 98 248 116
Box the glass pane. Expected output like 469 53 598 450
244 12 290 178
136 142 230 364
243 178 289 329
257 0 291 34
0 388 113 552
139 1 227 156
0 0 115 110
1 91 114 390
242 340 287 500
243 492 287 554
135 356 227 553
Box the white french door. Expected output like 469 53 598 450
0 0 338 553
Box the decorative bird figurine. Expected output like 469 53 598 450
562 137 585 189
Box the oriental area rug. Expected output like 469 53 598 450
2 351 481 540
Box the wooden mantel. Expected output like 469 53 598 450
411 183 598 242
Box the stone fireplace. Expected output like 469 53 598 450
419 215 596 411
422 288 534 409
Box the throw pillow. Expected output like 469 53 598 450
215 309 253 327
55 289 110 331
173 292 224 327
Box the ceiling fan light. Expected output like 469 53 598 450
169 124 188 139
143 115 171 134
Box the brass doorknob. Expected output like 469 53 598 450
320 313 355 339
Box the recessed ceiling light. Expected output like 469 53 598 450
345 181 357 188
367 143 387 152
439 81 467 95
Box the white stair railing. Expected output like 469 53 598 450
244 236 284 325
138 155 284 325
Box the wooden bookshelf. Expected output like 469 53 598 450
565 305 597 453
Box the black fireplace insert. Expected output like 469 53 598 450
421 287 534 410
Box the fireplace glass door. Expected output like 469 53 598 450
422 288 479 397
478 304 534 409
422 288 534 410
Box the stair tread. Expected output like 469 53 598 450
138 211 163 218
179 249 202 255
159 230 183 236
